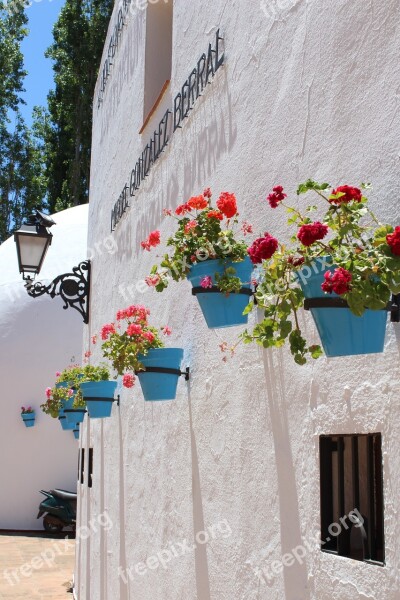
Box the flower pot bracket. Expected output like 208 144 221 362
64 409 87 415
85 396 120 406
22 417 35 422
135 366 190 381
304 294 400 323
191 286 253 297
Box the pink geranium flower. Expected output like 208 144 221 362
200 276 213 289
126 324 143 337
143 331 155 343
101 323 116 340
145 275 161 287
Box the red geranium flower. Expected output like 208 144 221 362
386 226 400 256
175 203 192 216
297 222 328 247
248 233 279 264
216 192 238 218
123 374 135 389
207 210 224 220
187 195 208 210
330 185 362 205
141 230 161 251
321 267 352 295
267 185 287 208
203 188 212 198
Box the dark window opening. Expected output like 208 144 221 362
320 433 384 565
88 448 93 489
80 448 85 485
143 0 173 120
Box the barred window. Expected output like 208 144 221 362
320 433 384 564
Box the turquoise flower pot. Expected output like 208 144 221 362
80 381 117 419
64 408 86 425
137 348 184 401
56 382 75 410
187 257 253 329
297 258 388 357
58 410 75 431
21 412 35 428
73 427 80 440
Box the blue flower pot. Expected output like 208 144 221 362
187 257 253 329
58 410 76 431
297 258 388 357
21 412 35 428
73 427 80 440
64 408 86 425
80 381 117 419
137 348 184 401
56 382 75 410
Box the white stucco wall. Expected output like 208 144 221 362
0 205 88 530
77 1 400 598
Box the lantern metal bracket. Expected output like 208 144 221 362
304 294 400 323
25 260 91 324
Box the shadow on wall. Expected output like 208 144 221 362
188 392 212 600
100 422 107 600
99 14 144 146
84 420 92 600
118 410 129 600
131 67 237 255
262 349 311 600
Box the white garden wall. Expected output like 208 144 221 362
0 205 88 530
76 1 400 598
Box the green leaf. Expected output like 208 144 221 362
279 320 292 338
243 301 254 316
346 291 365 317
294 354 307 365
310 345 323 359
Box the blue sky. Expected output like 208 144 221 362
20 0 64 126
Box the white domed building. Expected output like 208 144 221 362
0 204 88 531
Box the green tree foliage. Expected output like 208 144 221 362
43 0 113 212
0 1 26 119
0 2 46 243
0 114 47 242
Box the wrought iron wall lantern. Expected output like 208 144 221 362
14 210 90 324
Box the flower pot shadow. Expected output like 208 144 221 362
188 392 211 600
260 346 311 600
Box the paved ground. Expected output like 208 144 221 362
0 533 75 600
